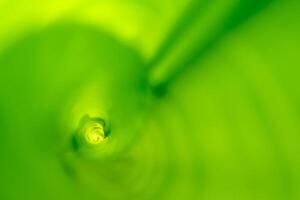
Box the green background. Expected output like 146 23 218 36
0 0 299 199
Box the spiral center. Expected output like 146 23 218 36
84 122 105 145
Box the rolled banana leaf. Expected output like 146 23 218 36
0 0 299 200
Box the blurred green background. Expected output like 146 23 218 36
0 0 299 199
